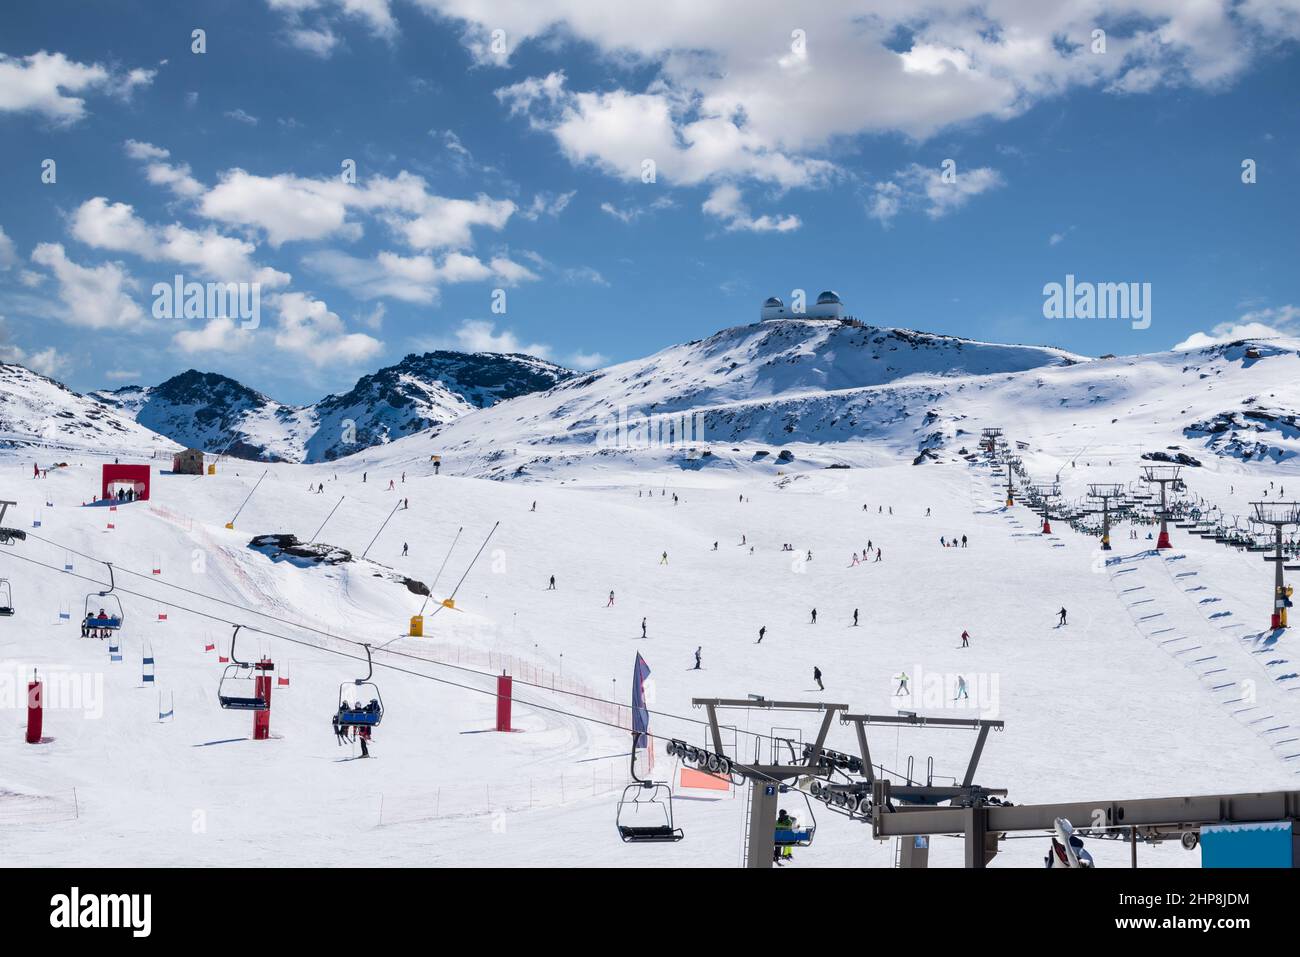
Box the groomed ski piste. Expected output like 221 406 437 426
3 427 1299 868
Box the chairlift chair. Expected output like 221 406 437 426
334 644 383 729
83 562 124 630
0 578 12 616
773 785 817 847
217 625 269 711
616 734 684 843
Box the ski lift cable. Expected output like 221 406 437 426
10 536 768 744
32 529 713 725
428 521 499 618
3 550 801 790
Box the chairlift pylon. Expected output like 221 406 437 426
615 734 684 843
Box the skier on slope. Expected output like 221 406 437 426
402 543 408 557
641 617 647 639
894 671 909 695
853 609 859 627
954 675 969 700
810 608 817 624
607 590 615 607
693 647 701 670
813 666 823 691
548 575 556 590
757 625 767 644
1058 607 1068 626
660 551 669 565
961 629 970 647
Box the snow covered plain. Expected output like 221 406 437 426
2 436 1298 868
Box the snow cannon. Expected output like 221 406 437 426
1273 585 1293 630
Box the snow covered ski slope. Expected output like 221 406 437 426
2 439 1298 867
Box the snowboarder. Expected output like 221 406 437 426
1058 607 1068 626
813 666 823 691
757 625 766 644
641 617 647 639
547 575 556 590
961 629 969 647
693 647 701 670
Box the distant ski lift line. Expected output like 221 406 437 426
10 531 779 745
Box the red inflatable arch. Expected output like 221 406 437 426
102 464 150 502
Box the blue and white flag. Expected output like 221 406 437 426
632 653 651 749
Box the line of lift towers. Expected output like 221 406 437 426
621 432 1300 868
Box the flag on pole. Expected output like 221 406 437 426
632 653 652 749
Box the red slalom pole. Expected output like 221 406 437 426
26 672 43 744
496 673 512 732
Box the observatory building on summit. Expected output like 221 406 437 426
761 290 846 322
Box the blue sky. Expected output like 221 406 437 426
1 0 1297 405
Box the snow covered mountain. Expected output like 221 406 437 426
0 363 177 457
91 353 574 464
365 321 1300 482
383 319 1087 477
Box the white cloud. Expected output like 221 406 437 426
0 226 17 269
288 26 340 57
302 248 535 303
173 316 255 354
199 168 515 251
417 318 603 368
105 369 142 381
0 51 154 125
224 108 260 126
123 140 205 198
1173 305 1300 350
266 0 398 48
520 190 576 220
29 243 145 330
868 163 1004 226
702 184 800 233
69 197 291 288
272 291 384 366
0 319 72 379
441 2 1294 198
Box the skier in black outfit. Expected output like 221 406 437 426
810 608 817 624
693 647 701 670
757 625 766 644
1058 607 1068 626
853 608 859 626
813 666 823 691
